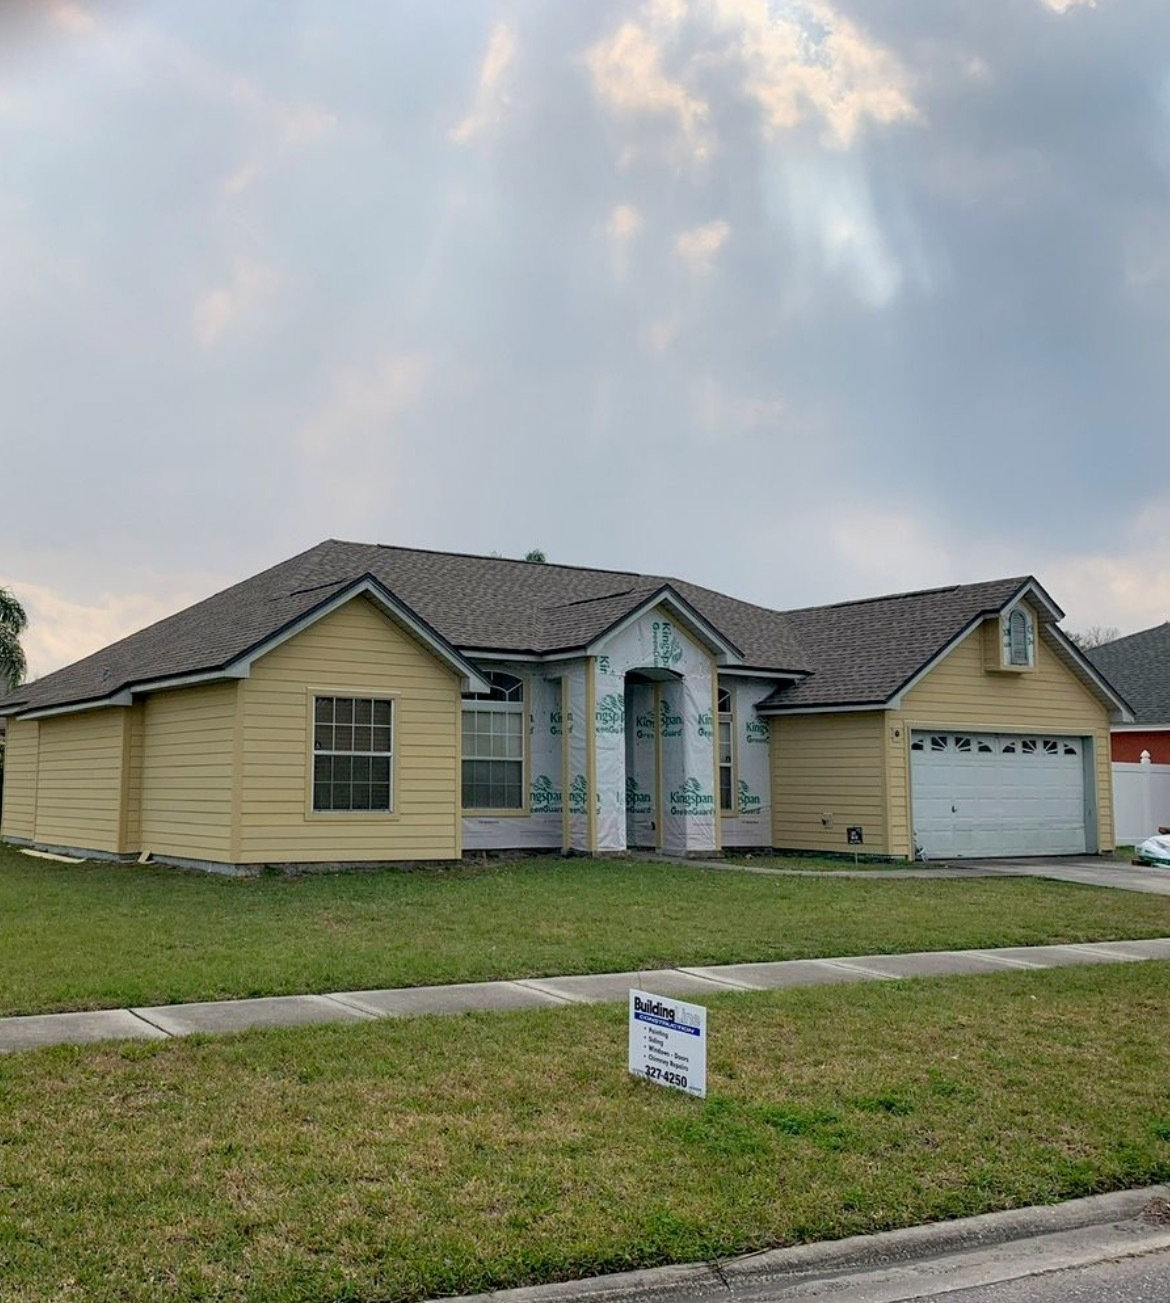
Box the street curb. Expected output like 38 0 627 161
436 1185 1170 1303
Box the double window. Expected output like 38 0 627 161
312 696 393 812
718 686 734 813
462 671 525 810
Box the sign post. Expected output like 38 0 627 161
628 989 707 1098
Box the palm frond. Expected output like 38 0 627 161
0 587 28 637
0 626 26 690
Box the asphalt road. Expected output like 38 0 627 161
915 1245 1170 1301
453 1189 1170 1303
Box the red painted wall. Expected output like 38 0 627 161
1112 731 1170 763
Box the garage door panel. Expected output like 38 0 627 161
911 731 1086 859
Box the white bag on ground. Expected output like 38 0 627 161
1136 835 1170 867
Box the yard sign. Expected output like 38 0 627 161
628 989 707 1098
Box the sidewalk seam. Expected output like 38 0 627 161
125 1008 174 1038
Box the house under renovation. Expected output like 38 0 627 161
0 541 1130 872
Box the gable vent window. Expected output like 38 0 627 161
1005 608 1034 667
313 696 393 812
462 671 525 810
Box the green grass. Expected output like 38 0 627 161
2 961 1170 1302
3 842 1170 1017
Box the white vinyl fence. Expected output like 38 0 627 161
1112 752 1170 844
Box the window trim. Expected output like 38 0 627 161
304 688 400 821
460 671 530 816
1003 606 1035 669
717 684 737 817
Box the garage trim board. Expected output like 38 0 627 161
910 730 1093 859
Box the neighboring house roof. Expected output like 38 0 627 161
0 540 1124 720
1085 623 1170 726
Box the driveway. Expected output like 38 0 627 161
967 856 1170 896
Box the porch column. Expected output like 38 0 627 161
593 657 628 853
658 667 719 855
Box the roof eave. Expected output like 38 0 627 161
8 574 493 717
756 697 888 716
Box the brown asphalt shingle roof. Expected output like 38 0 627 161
0 540 1039 717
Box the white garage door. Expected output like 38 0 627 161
910 732 1087 859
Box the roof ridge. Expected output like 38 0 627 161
326 538 646 582
1091 621 1170 651
774 575 1032 617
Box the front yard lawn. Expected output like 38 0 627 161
3 843 1170 1017
2 961 1169 1302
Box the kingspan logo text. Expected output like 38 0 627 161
669 776 714 816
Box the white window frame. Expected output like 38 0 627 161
311 694 395 814
461 671 526 813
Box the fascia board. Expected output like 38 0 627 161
20 691 135 721
585 586 744 664
756 701 887 717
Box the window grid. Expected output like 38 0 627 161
312 696 393 812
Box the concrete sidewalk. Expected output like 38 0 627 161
4 934 1170 1055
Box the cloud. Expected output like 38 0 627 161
8 580 207 681
775 155 906 306
297 351 430 522
605 204 643 242
48 2 96 36
277 102 338 149
450 22 517 144
675 217 730 268
192 257 277 347
585 0 915 166
712 0 916 149
691 374 785 435
643 317 681 356
584 14 711 164
220 163 260 198
821 499 1170 638
1039 0 1098 12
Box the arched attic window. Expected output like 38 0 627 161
1005 608 1033 667
461 671 525 810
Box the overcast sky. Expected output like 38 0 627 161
3 0 1169 677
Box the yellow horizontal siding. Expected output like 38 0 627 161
771 712 889 854
141 681 237 862
892 621 1114 855
32 710 126 853
1 717 39 840
237 595 461 863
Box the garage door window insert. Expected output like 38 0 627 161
313 696 393 812
462 671 525 810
